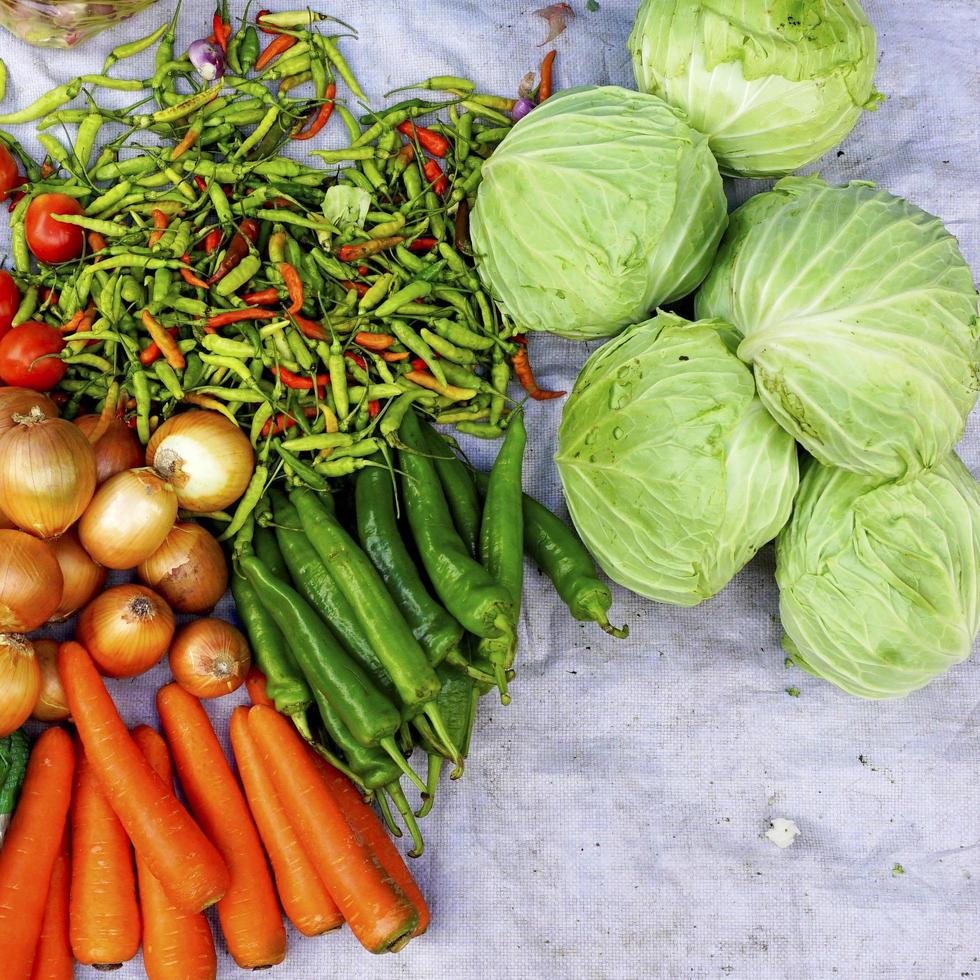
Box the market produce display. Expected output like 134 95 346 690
628 0 882 177
0 0 977 975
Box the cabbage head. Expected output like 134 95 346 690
696 176 980 481
777 455 980 699
555 312 799 605
470 86 727 341
629 0 881 177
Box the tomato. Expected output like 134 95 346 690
25 194 85 264
0 322 66 391
0 144 19 201
0 272 20 341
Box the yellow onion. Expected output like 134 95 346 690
75 415 144 485
0 502 13 529
0 386 57 436
0 634 40 736
146 410 254 512
0 408 97 538
48 527 107 622
79 468 178 570
0 529 63 631
31 639 69 723
169 618 251 699
137 522 228 614
77 584 175 678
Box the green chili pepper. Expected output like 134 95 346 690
239 25 260 72
0 80 82 124
389 319 446 387
316 35 368 103
371 282 432 319
326 339 349 423
420 327 477 366
213 254 261 296
0 729 30 847
419 421 483 558
12 286 37 327
275 443 329 490
131 370 152 444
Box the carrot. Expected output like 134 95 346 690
69 742 140 968
28 829 72 980
229 707 343 937
0 727 75 978
57 642 228 913
156 684 286 969
247 705 419 953
132 726 217 980
312 752 430 938
245 666 275 707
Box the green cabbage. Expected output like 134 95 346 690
629 0 882 177
777 455 980 699
556 312 799 605
470 86 727 341
696 177 980 481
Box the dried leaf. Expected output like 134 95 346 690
517 70 537 100
533 3 574 46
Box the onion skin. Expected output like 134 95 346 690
78 467 178 570
30 638 69 722
169 618 251 699
75 415 144 485
0 634 40 736
0 502 13 529
0 529 63 631
48 526 107 622
146 410 254 513
77 584 176 679
137 522 228 614
0 387 58 436
0 409 97 538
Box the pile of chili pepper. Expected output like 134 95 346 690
231 408 626 850
0 4 564 527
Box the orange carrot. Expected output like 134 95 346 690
229 707 343 937
245 666 274 707
132 726 217 980
28 829 72 980
247 705 419 953
0 727 75 977
69 742 141 968
156 685 286 969
312 752 430 937
57 642 229 913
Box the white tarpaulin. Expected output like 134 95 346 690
2 1 978 977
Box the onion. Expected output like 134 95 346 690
188 37 225 81
146 410 254 513
0 386 58 435
0 634 40 736
79 467 178 570
48 527 107 621
31 639 69 722
0 407 97 538
77 584 175 678
137 522 228 614
0 502 13 529
512 98 535 121
0 529 63 631
75 414 144 484
169 618 251 699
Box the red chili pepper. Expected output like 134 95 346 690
212 9 231 54
422 159 448 196
240 218 259 242
270 365 329 392
193 175 208 194
6 190 24 213
407 237 439 253
538 50 557 103
139 326 179 366
204 228 223 255
396 121 449 158
353 331 394 351
292 83 336 141
142 310 185 370
339 280 370 298
39 161 54 179
261 406 318 438
148 209 169 247
179 253 209 290
87 231 107 255
49 391 69 408
381 350 410 363
344 352 366 371
207 219 259 285
206 309 279 328
290 314 327 342
39 287 59 306
511 346 565 400
255 32 297 70
357 265 369 276
368 400 380 418
336 237 405 263
278 262 304 315
409 357 428 372
243 288 280 306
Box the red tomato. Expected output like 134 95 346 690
0 144 19 201
0 322 66 391
25 194 85 264
0 272 20 341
